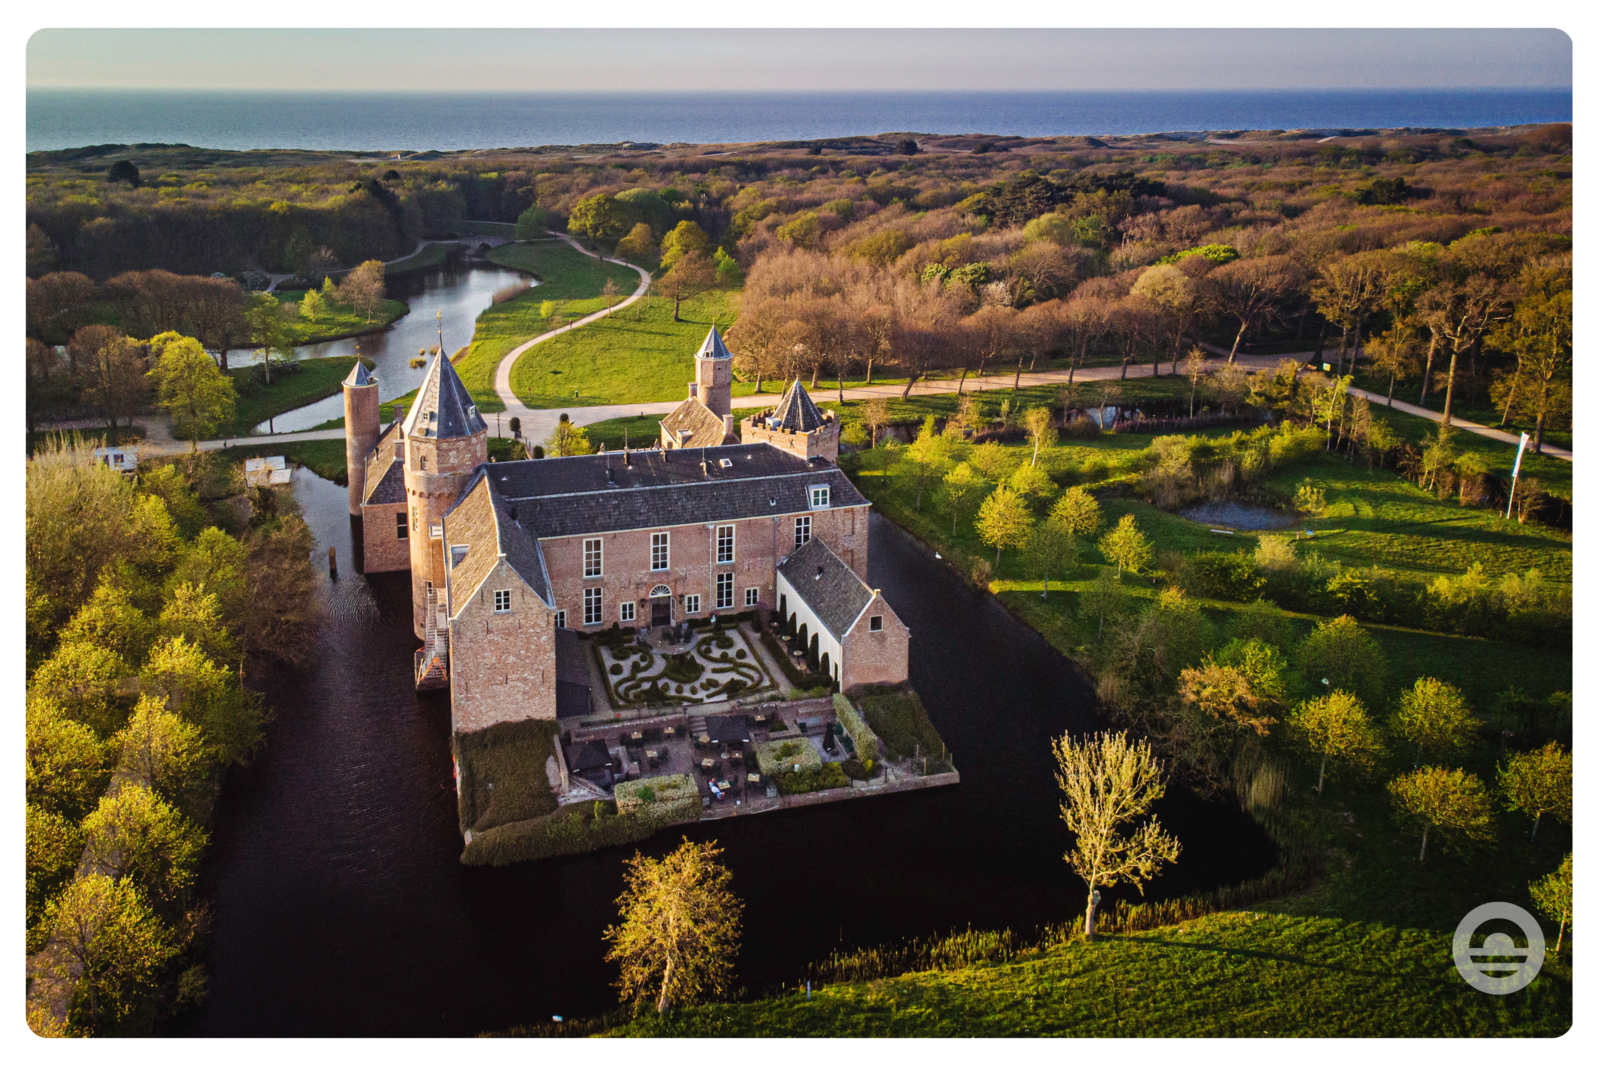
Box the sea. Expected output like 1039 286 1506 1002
26 89 1572 153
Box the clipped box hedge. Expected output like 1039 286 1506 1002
615 773 700 822
756 737 822 776
832 692 879 763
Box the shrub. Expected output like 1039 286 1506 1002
609 662 623 675
453 719 560 834
461 801 658 866
832 692 880 763
859 686 947 762
774 761 850 795
756 738 822 776
1175 551 1264 601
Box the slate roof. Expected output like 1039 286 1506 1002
707 716 751 744
564 738 612 772
403 352 487 440
343 361 374 387
659 396 734 448
362 421 406 506
768 380 827 432
441 471 553 612
779 536 873 641
478 444 865 540
697 326 732 360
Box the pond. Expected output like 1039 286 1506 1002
182 468 1276 1037
248 260 532 434
1180 500 1301 531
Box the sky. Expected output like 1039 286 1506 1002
25 28 1573 93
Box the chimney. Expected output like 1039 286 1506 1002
624 447 632 466
724 413 735 437
606 466 616 486
815 566 824 580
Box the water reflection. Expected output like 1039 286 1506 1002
249 260 533 434
187 470 1275 1036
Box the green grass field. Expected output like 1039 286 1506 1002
1353 368 1572 452
272 291 408 344
229 356 369 435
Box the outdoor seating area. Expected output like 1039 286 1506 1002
593 622 778 709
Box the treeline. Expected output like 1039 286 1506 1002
26 437 318 1035
26 264 386 436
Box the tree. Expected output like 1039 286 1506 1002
115 695 207 798
245 292 296 384
567 192 630 246
1529 854 1572 955
1132 263 1202 373
1183 347 1208 417
1178 638 1291 737
1387 766 1495 862
545 417 595 457
1208 255 1301 364
976 485 1033 571
1053 730 1181 939
616 222 656 262
1025 514 1076 598
1098 513 1152 577
31 640 132 737
1288 690 1386 793
42 874 175 1030
603 838 743 1012
107 159 142 187
299 289 327 325
940 462 987 535
1389 677 1476 767
1498 741 1571 840
513 204 549 240
1023 405 1057 465
26 698 112 819
1312 252 1389 376
860 398 891 447
336 259 387 324
140 636 265 764
1295 615 1388 711
68 326 148 444
148 332 238 448
1080 567 1126 639
1050 486 1101 539
27 271 98 344
658 220 714 271
899 417 951 511
657 252 718 323
1491 280 1571 453
1007 462 1055 508
82 784 207 907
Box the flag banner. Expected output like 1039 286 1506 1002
1511 432 1530 480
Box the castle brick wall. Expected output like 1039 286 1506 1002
841 592 911 692
344 383 380 515
406 429 487 636
448 561 559 733
360 502 411 573
538 503 869 629
739 414 839 463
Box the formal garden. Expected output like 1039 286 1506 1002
595 624 778 708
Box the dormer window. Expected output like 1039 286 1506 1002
809 485 830 509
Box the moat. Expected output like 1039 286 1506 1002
182 467 1275 1037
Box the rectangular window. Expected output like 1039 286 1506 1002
411 504 419 532
870 615 883 632
651 532 670 571
583 587 603 626
555 611 567 629
494 589 512 613
684 594 701 615
716 572 734 610
420 455 427 471
745 587 760 608
396 512 408 540
620 601 635 623
583 538 603 578
716 524 735 563
810 485 830 509
794 515 812 549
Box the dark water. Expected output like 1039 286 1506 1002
188 468 1273 1037
249 261 529 434
28 89 1572 153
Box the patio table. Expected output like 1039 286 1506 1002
747 773 761 784
630 731 644 741
701 758 715 771
663 726 677 738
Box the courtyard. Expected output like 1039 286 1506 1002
593 621 779 708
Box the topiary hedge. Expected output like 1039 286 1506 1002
832 692 880 764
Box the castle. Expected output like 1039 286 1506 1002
343 327 909 740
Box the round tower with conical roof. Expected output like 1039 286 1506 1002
692 326 733 419
342 358 380 515
402 350 489 638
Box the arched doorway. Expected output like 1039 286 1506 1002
649 585 673 627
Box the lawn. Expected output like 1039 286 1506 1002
505 286 742 409
272 290 408 344
601 907 1570 1037
229 355 370 435
438 240 640 413
1352 367 1573 453
217 439 350 484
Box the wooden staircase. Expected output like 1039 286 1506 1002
414 586 449 691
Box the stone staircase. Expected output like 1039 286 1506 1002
414 586 449 691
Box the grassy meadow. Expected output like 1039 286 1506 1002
229 355 369 436
272 290 408 344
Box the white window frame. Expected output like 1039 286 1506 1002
794 515 812 549
651 532 670 572
716 524 735 564
745 587 760 607
583 587 603 626
715 572 734 610
493 589 512 613
810 485 830 509
684 594 701 615
555 610 567 629
620 601 635 623
583 537 603 578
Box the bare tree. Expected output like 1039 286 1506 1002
26 271 98 344
657 252 719 323
1419 274 1512 426
336 260 388 324
68 326 149 443
1131 263 1202 374
1053 730 1181 939
1207 255 1302 364
1312 252 1389 376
